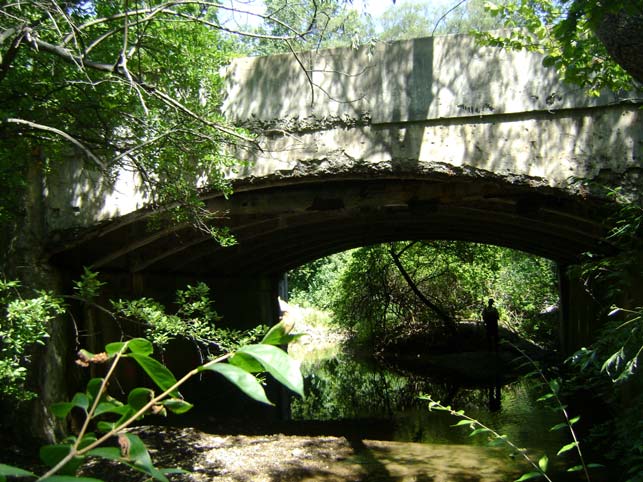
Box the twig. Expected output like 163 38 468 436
432 0 468 36
36 342 231 481
424 395 555 482
510 342 592 482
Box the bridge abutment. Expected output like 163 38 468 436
558 264 602 355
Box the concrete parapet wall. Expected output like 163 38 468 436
223 34 627 126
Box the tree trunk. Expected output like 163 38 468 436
595 9 643 85
388 247 454 327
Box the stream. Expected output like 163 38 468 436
289 349 600 481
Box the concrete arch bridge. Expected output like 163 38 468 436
47 35 643 354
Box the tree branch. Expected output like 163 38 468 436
20 30 257 147
61 1 317 47
4 117 106 170
389 245 454 325
0 27 25 83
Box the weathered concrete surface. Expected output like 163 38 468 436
224 34 621 124
45 34 643 235
45 33 643 275
223 35 641 191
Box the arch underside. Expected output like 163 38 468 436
50 176 612 276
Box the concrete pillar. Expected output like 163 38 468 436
0 149 71 443
558 264 602 355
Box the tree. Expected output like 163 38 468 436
480 0 642 94
593 4 643 85
0 1 324 245
378 0 504 41
322 242 557 348
246 0 375 55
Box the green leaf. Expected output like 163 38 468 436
0 464 35 478
601 348 625 373
488 437 508 447
93 401 128 417
128 354 179 397
261 320 291 345
538 455 549 473
120 433 168 482
203 363 273 405
485 2 500 15
537 393 554 402
514 472 544 481
87 447 122 461
86 378 104 401
97 421 118 432
549 422 567 432
163 398 194 414
228 352 264 373
260 320 303 346
50 402 74 419
557 441 579 455
567 465 584 472
39 444 83 476
237 344 304 397
542 55 557 67
78 434 97 450
452 420 474 428
105 341 127 356
469 428 490 437
127 338 154 356
42 476 105 482
548 379 560 394
128 387 155 412
71 392 90 412
51 391 89 419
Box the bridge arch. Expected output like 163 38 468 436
51 169 610 276
49 168 609 356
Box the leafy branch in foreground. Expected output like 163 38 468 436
0 320 303 482
422 394 553 482
422 343 603 481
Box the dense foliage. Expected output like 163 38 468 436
246 0 374 54
289 242 559 348
0 325 302 482
0 280 64 402
378 0 505 40
563 192 643 480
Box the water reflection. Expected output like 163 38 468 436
488 369 502 412
291 352 565 454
